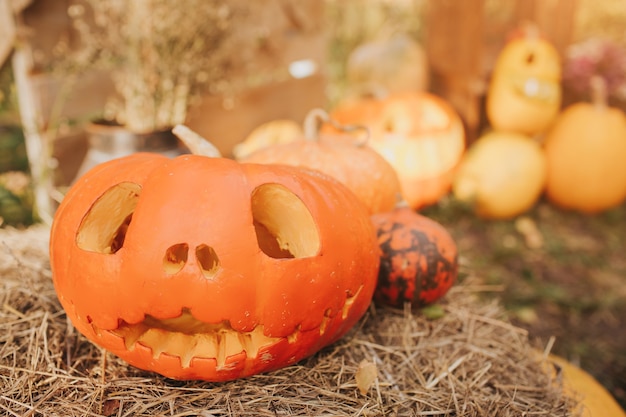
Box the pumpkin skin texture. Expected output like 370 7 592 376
330 92 466 209
240 117 403 215
453 131 547 219
49 153 380 381
486 32 562 136
370 205 458 309
547 354 626 417
543 82 626 213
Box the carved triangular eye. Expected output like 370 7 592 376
251 183 320 259
164 243 189 275
76 182 141 254
196 244 220 279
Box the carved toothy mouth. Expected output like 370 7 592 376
107 309 292 369
101 286 363 370
514 77 559 101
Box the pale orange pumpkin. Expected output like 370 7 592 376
486 25 562 136
329 92 466 209
240 109 403 215
543 77 626 213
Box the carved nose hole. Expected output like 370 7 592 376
164 243 189 274
196 244 221 279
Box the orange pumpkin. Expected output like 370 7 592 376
240 109 403 215
547 354 626 417
50 148 380 381
330 92 466 209
486 25 562 136
543 77 626 213
370 203 458 308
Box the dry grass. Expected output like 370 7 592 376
0 225 578 416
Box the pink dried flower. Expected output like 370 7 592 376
563 37 626 101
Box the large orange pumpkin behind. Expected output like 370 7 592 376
330 92 466 209
543 77 626 213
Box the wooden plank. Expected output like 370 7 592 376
29 70 114 126
185 73 327 158
424 0 484 76
0 0 34 66
423 0 485 140
514 0 578 54
223 0 327 78
0 0 15 66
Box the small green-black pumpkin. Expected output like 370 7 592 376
371 204 458 308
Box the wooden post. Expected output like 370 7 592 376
513 0 578 54
12 41 55 224
423 0 485 142
0 0 16 66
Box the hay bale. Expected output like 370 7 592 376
0 225 578 416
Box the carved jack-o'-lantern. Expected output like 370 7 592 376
330 92 466 209
486 26 562 136
49 152 380 381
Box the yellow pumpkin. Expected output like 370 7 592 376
548 354 626 417
486 27 562 136
232 119 302 160
543 77 626 213
453 131 547 219
330 92 466 209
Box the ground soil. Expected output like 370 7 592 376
423 196 626 409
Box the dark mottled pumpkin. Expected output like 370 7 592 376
371 205 458 308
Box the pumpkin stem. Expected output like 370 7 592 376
519 21 540 42
172 124 222 158
590 75 608 111
303 108 370 147
394 194 411 209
